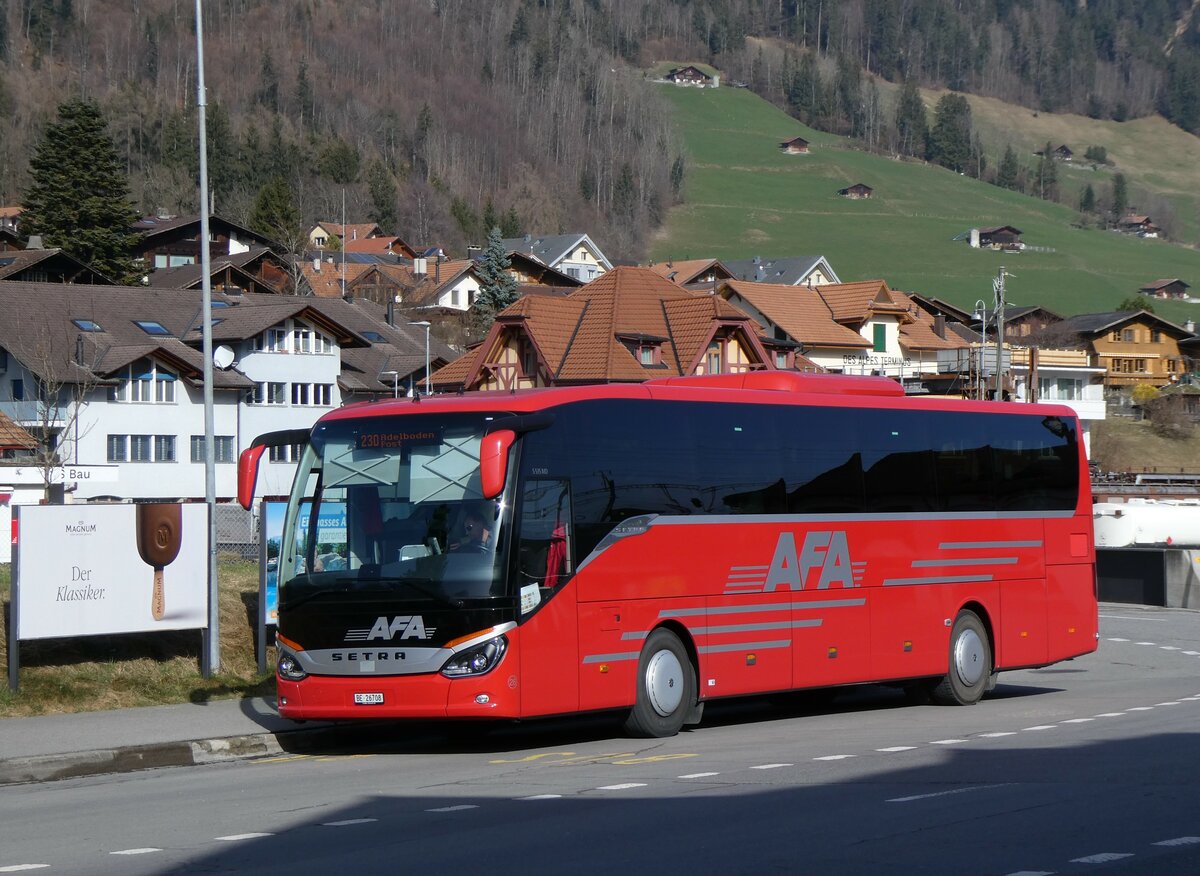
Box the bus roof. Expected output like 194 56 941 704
318 372 1079 425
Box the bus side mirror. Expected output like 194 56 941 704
237 445 267 510
480 429 515 499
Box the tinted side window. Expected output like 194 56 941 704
931 411 996 513
858 409 937 512
992 414 1078 510
777 406 865 513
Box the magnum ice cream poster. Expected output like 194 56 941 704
15 504 209 640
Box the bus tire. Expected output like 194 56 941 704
624 628 696 738
931 610 991 706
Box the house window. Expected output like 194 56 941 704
774 351 789 369
72 319 103 332
639 345 656 366
291 383 310 406
293 328 313 353
107 434 128 462
706 342 722 374
315 383 332 406
110 360 176 403
873 324 887 352
253 328 289 352
314 235 326 247
131 434 153 462
451 288 460 307
10 379 23 401
1152 330 1163 343
269 443 303 463
1110 330 1121 342
251 382 287 405
1122 328 1135 342
134 320 172 336
168 255 195 267
154 435 176 462
190 435 235 463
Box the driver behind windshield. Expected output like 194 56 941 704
451 506 493 553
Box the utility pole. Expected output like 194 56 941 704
994 266 1007 400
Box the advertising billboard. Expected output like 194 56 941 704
15 504 210 639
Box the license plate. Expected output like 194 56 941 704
354 692 384 705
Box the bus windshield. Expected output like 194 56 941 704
277 412 512 609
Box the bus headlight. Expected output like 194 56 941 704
278 653 308 682
441 636 508 678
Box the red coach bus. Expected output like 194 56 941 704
238 371 1097 737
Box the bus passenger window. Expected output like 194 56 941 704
518 479 572 592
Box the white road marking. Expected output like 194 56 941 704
1022 725 1057 731
0 867 51 873
1154 702 1181 706
1153 837 1200 846
876 746 917 752
1126 707 1154 712
596 783 647 790
1183 651 1200 656
813 755 856 761
751 763 794 769
426 805 479 813
678 772 720 779
979 732 1017 738
887 784 1005 803
1070 852 1132 863
517 795 562 800
1159 645 1181 650
322 818 377 827
111 848 161 855
1135 641 1156 645
1094 712 1125 717
1061 718 1094 723
930 739 967 745
215 833 274 841
1105 636 1130 641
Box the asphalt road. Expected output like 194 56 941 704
3 606 1200 876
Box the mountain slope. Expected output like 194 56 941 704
652 85 1200 324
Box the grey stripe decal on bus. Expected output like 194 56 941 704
911 557 1019 567
939 540 1044 550
621 619 822 641
659 599 866 618
699 640 791 654
882 574 996 587
582 652 641 664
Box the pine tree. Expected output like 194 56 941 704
248 176 302 247
1036 141 1058 200
893 77 927 158
20 99 139 282
1080 184 1096 213
474 226 518 328
1111 173 1129 223
995 144 1019 190
366 160 397 232
927 93 972 173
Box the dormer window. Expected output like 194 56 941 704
72 319 104 332
109 358 176 403
639 344 658 366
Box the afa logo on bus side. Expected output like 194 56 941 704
764 530 862 591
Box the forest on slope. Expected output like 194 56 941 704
1 1 1198 263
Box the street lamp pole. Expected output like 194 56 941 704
380 370 399 398
410 321 431 396
994 266 1007 401
973 299 988 400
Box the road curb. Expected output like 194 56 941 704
0 729 325 786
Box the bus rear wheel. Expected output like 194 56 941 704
624 628 696 738
931 610 991 706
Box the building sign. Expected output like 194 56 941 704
14 504 209 640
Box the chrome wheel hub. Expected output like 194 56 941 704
645 649 684 717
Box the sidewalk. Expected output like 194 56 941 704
0 696 341 786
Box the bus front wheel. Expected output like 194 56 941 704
624 628 696 738
931 610 992 706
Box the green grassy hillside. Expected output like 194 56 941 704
652 85 1200 325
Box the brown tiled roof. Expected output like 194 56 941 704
647 258 732 286
431 266 769 388
0 410 36 450
315 222 384 241
0 206 21 219
343 236 405 254
301 260 375 297
813 280 909 325
721 280 869 348
1140 278 1189 291
894 291 969 352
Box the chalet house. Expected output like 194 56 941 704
665 65 715 87
499 233 612 283
0 282 440 555
1139 278 1190 300
724 255 841 287
1117 214 1161 238
966 226 1023 250
132 214 284 287
1034 144 1073 161
719 279 966 394
0 248 112 285
647 258 735 293
308 222 385 250
0 227 23 253
0 206 20 233
1057 310 1195 391
837 183 873 199
150 246 290 295
780 136 810 154
494 250 584 291
988 305 1065 341
427 267 772 392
